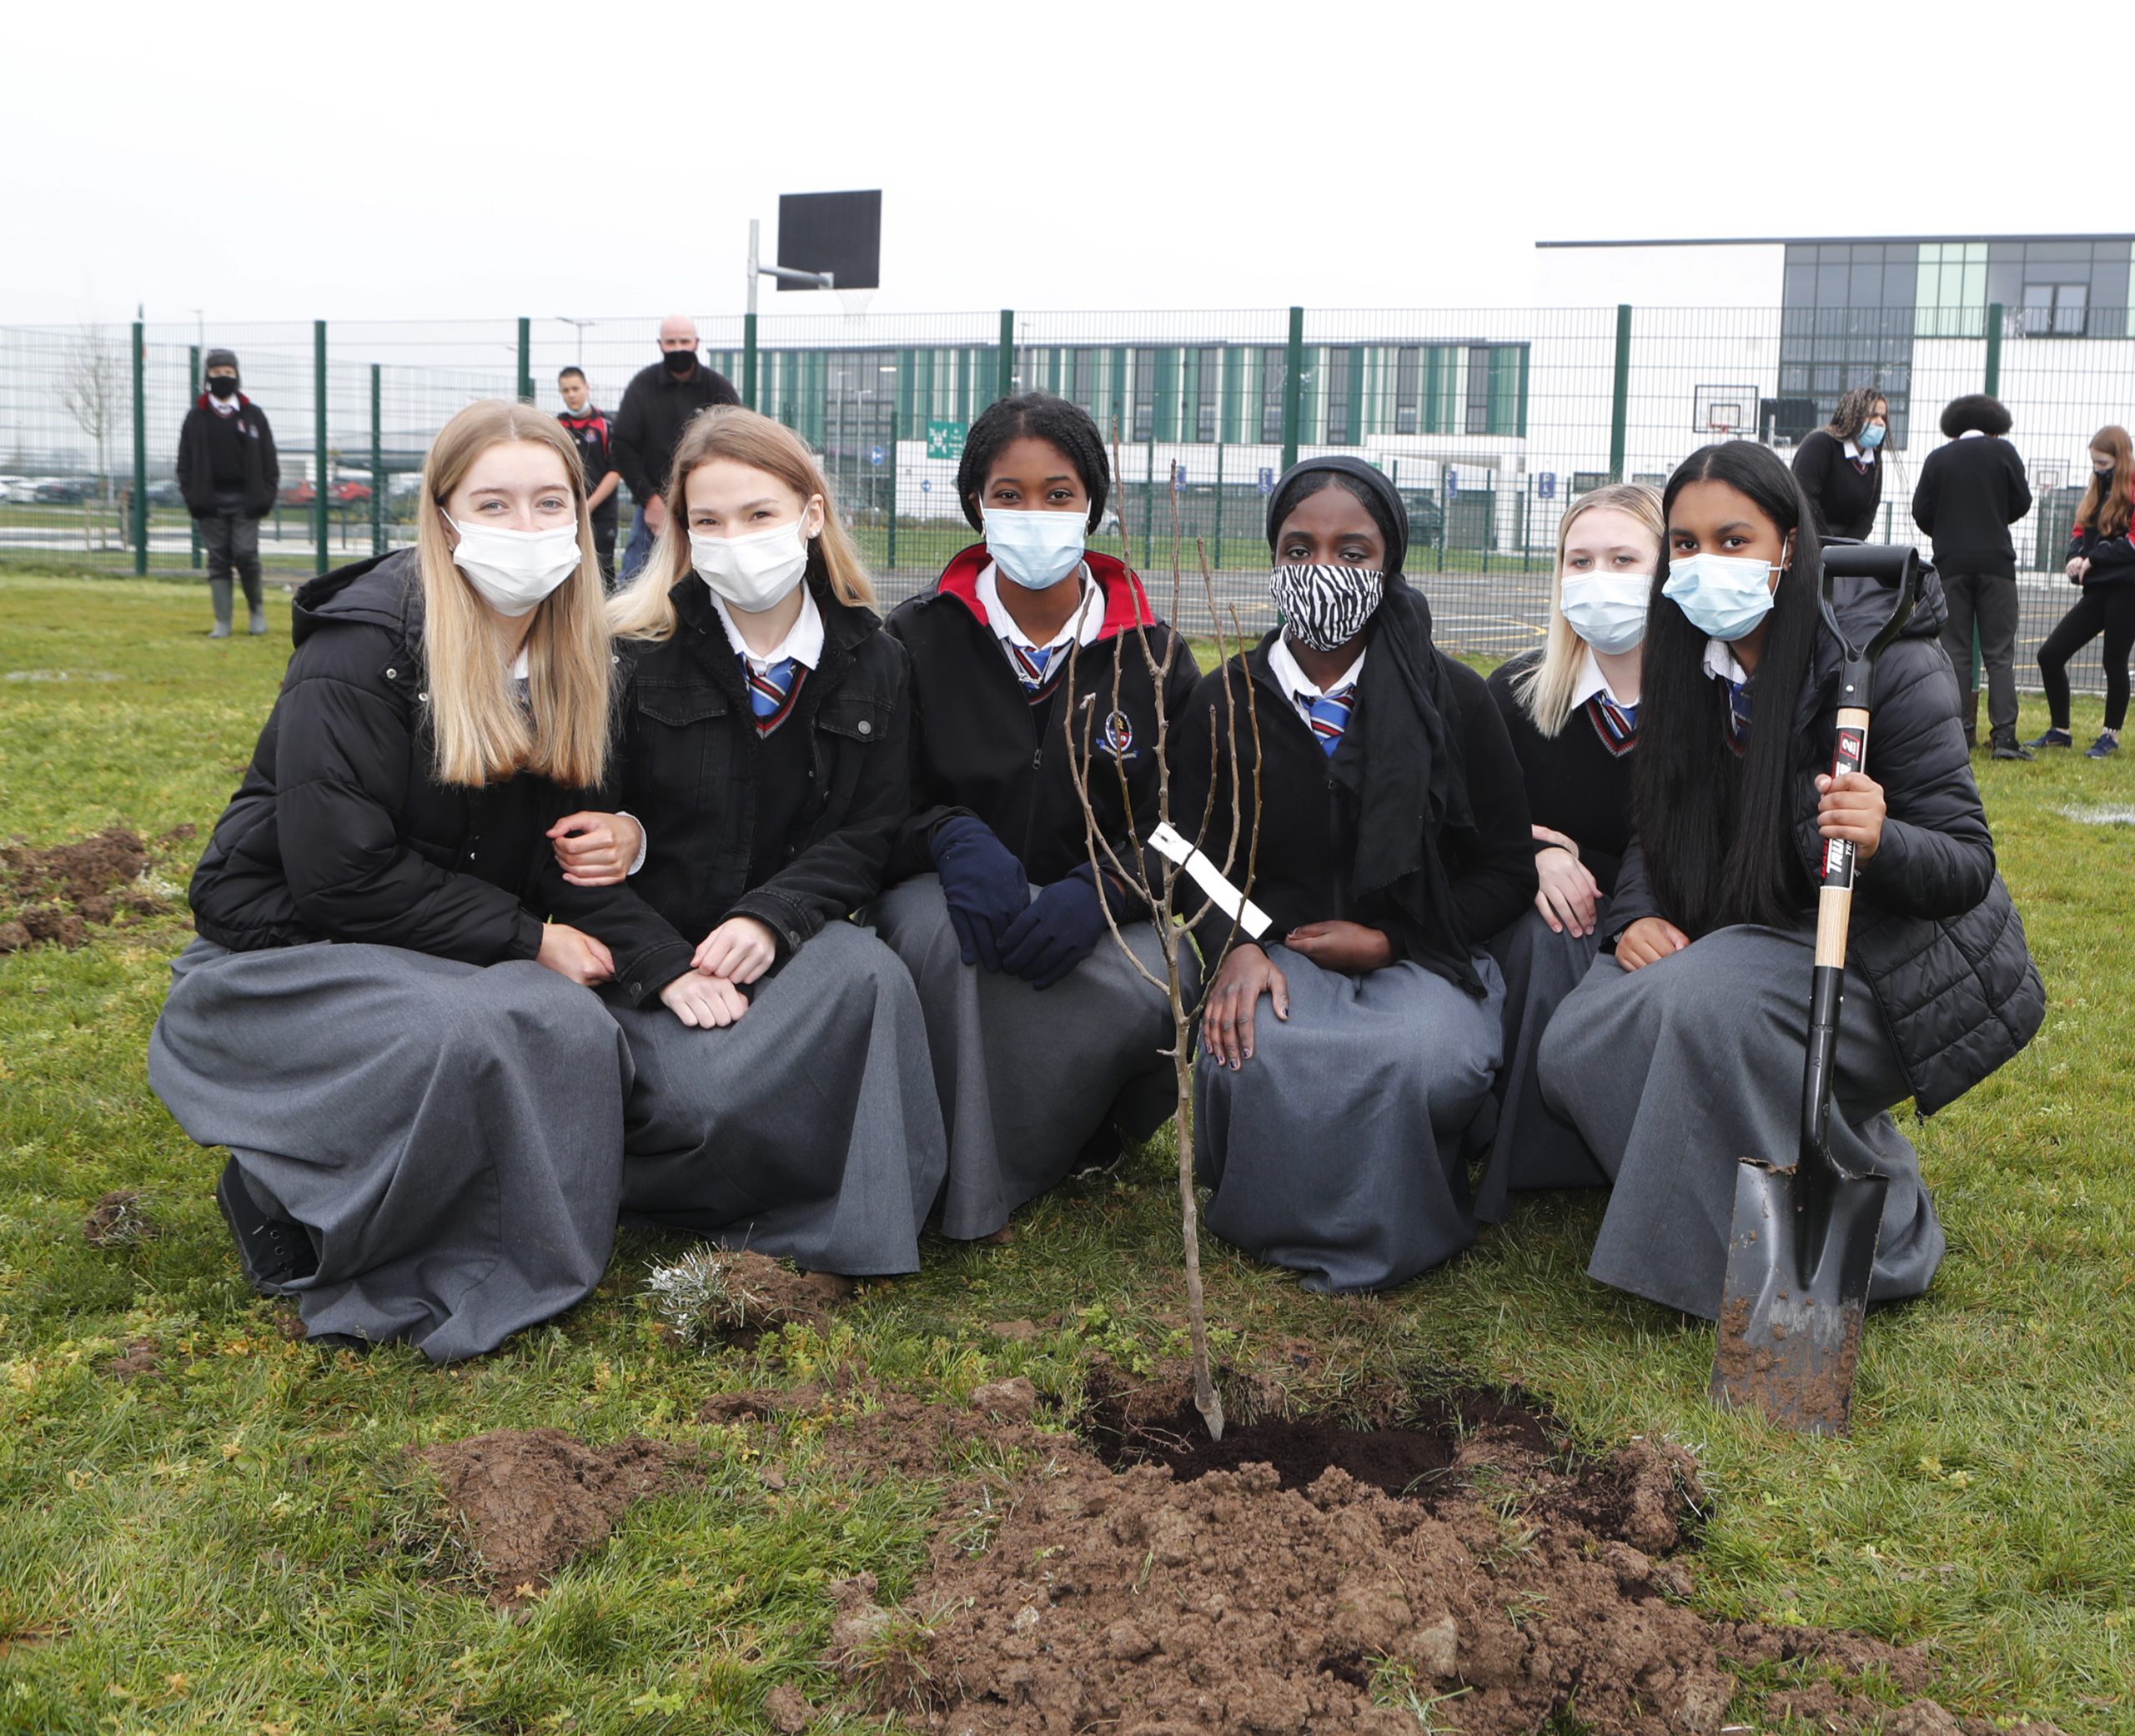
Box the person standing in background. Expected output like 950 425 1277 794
610 318 739 582
176 349 279 638
557 367 621 587
2031 426 2135 760
1911 394 2033 758
1791 384 1889 542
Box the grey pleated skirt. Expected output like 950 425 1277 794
868 874 1189 1241
148 936 634 1361
1538 924 1945 1321
607 919 946 1277
1194 946 1505 1293
1474 902 1611 1222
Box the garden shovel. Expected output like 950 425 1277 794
1710 542 1920 1436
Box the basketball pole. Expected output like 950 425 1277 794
745 217 834 416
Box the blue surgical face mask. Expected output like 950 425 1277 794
983 508 1087 590
1662 553 1781 642
1559 571 1651 655
1858 424 1886 450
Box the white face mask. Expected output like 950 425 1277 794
1559 571 1653 656
444 514 582 618
691 514 812 614
983 507 1088 590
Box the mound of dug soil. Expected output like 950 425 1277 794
816 1377 2062 1736
416 1428 694 1604
646 1246 855 1347
0 824 188 951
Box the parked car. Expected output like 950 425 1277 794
0 475 35 504
329 479 372 506
147 479 186 507
279 481 315 508
34 479 94 504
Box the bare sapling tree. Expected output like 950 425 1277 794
1061 445 1263 1442
59 329 122 553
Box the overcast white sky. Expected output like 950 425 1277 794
8 1 2094 326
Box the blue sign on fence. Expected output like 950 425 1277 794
920 478 931 493
1444 466 1459 497
1536 471 1556 499
1171 462 1186 493
868 444 885 468
1257 466 1274 495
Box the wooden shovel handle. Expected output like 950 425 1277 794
1813 705 1870 970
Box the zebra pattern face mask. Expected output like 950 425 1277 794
1269 563 1384 652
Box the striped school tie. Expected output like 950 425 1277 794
1724 678 1753 754
742 655 801 734
1300 684 1356 757
1587 691 1639 756
1010 641 1057 690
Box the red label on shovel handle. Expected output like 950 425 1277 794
1820 724 1866 887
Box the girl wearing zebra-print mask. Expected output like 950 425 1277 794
1168 455 1539 1292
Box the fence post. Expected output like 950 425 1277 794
188 344 202 569
131 321 148 574
997 309 1015 405
1281 306 1304 474
1983 304 2003 397
742 312 759 412
1607 304 1632 484
370 364 385 559
313 320 329 577
517 318 533 403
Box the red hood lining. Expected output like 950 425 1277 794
934 544 1156 642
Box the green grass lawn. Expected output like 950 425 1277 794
1 573 2130 1734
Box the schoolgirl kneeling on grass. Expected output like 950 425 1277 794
553 409 947 1277
1538 440 2044 1320
1173 457 1538 1292
1475 482 1661 1222
868 394 1198 1241
149 401 635 1361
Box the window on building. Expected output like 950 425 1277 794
1779 242 1915 447
1394 346 1421 435
1196 346 1221 442
1325 348 1354 444
1260 346 1286 443
1131 347 1156 443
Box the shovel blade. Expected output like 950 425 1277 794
1711 1156 1889 1435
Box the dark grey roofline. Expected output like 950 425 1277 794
1536 235 2135 248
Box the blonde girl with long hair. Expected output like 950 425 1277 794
150 399 640 1361
2030 424 2135 758
550 405 947 1278
1474 482 1662 1222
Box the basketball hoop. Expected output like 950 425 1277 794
834 287 875 323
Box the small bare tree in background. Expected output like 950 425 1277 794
59 329 121 552
1062 457 1263 1442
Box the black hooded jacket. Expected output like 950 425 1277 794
176 393 279 519
577 574 913 1005
188 551 595 963
1604 569 2045 1114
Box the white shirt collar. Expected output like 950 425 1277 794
1958 429 1987 439
1569 645 1637 710
1268 633 1365 727
1841 438 1876 464
1702 638 1750 685
710 585 824 671
208 394 242 417
976 560 1101 655
510 646 530 681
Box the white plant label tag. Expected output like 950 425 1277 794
1147 822 1271 940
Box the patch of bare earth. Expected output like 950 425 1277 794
415 1428 696 1605
778 1371 2065 1736
0 823 192 951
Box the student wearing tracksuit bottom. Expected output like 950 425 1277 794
869 393 1199 1242
553 407 947 1276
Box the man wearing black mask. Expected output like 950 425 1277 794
176 349 279 637
610 315 740 581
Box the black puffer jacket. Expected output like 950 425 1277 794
188 551 585 963
577 573 912 1005
1606 569 2045 1114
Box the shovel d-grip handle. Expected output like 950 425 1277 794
1802 700 1868 1175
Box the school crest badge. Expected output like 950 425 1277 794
1098 710 1137 760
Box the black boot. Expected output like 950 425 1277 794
215 1157 319 1292
1991 728 2033 761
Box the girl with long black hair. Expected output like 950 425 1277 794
1173 457 1536 1292
870 394 1198 1242
1538 440 2043 1319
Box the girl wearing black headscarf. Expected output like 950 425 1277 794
1168 457 1537 1292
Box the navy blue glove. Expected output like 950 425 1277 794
931 815 1030 973
999 863 1129 991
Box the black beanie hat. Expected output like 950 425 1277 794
203 348 240 384
1264 454 1409 577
